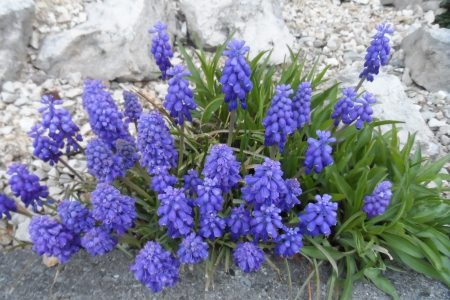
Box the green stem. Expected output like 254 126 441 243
73 140 85 155
135 162 152 184
116 244 133 259
178 121 185 176
270 145 277 160
293 167 306 179
57 157 84 181
333 211 364 241
285 259 293 300
294 260 324 300
314 259 320 300
120 177 154 205
227 110 236 146
354 74 367 93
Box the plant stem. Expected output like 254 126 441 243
178 121 185 175
57 157 84 181
135 162 152 184
293 167 306 179
116 244 134 259
294 260 324 300
285 259 293 300
120 177 154 205
227 110 236 146
270 145 277 160
73 140 85 154
354 74 367 93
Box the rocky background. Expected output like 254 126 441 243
0 0 449 252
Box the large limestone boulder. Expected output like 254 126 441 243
337 65 434 147
179 0 295 65
0 0 35 84
34 0 176 82
401 27 450 93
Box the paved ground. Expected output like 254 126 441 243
0 249 449 300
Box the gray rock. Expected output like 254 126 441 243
427 141 441 157
421 1 441 12
428 118 447 129
2 81 15 94
402 27 450 93
66 72 82 87
401 67 413 86
327 37 342 51
313 40 326 48
13 97 28 107
343 52 365 62
380 0 395 5
441 135 450 146
180 0 295 65
34 0 176 82
0 0 35 82
392 0 423 10
1 92 19 103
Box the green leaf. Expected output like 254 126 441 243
364 268 399 300
200 96 224 125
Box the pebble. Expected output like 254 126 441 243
65 88 83 99
402 68 413 86
428 118 447 129
0 126 14 135
1 92 19 104
441 135 450 146
19 118 36 132
13 97 28 107
427 141 441 157
2 82 15 94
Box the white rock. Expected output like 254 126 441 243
14 218 31 242
180 0 295 65
155 82 169 98
19 117 35 132
13 97 28 106
435 90 448 100
49 186 64 195
80 122 92 135
67 72 82 87
30 30 39 49
441 135 450 146
78 12 87 23
401 68 413 86
325 57 339 67
56 6 71 23
59 174 72 184
424 10 435 24
428 118 447 129
34 168 48 180
65 88 83 98
1 92 19 103
0 126 13 135
48 167 60 179
353 0 370 4
327 37 342 51
41 78 54 90
427 141 440 157
2 81 15 93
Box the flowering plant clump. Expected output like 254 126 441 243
4 20 450 300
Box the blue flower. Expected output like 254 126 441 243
157 187 194 238
150 167 178 194
137 111 178 175
279 178 301 212
241 158 286 208
363 181 393 217
274 226 303 258
349 92 377 130
123 91 143 124
29 215 80 263
194 178 224 214
149 22 173 81
292 82 312 130
183 169 203 196
164 65 196 125
177 232 209 264
233 242 265 273
360 22 394 82
116 139 141 171
7 163 50 212
91 183 137 235
198 211 226 241
202 144 241 194
250 204 283 243
0 194 17 219
299 194 337 236
81 226 118 257
262 84 295 153
220 39 253 111
226 204 252 240
331 87 357 127
303 130 336 175
57 200 95 234
131 241 180 293
86 138 124 183
38 94 83 153
28 124 62 166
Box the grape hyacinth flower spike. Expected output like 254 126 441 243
164 65 196 125
226 204 252 240
57 200 95 234
349 92 377 130
233 242 265 273
177 232 209 264
250 204 283 243
274 226 303 259
299 194 338 236
28 124 62 166
7 163 50 211
363 181 393 217
0 194 17 219
262 84 295 153
198 211 226 241
220 39 253 111
183 169 203 196
194 178 224 214
331 87 357 127
81 227 118 257
116 139 141 172
123 91 143 124
86 138 124 183
291 81 312 130
303 130 336 175
360 22 394 82
150 167 178 194
149 21 173 80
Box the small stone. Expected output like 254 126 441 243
0 221 12 246
41 79 54 90
427 141 440 157
428 118 447 129
49 186 64 195
13 97 28 107
154 83 169 98
435 91 447 101
2 82 15 94
0 126 13 135
1 92 19 104
30 31 39 49
439 125 450 135
402 68 413 86
19 118 36 133
80 123 91 135
78 12 87 23
424 10 435 24
67 72 82 87
435 111 444 120
313 40 326 48
343 52 364 62
325 57 339 67
315 31 325 40
441 135 450 146
353 0 369 4
56 6 71 23
15 218 31 242
59 174 72 184
327 37 342 51
34 168 48 180
65 88 83 99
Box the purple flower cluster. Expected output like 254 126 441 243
262 84 295 153
57 200 95 234
116 139 140 171
0 194 17 219
130 241 180 293
38 94 83 153
123 91 143 124
226 204 252 240
250 204 283 242
157 187 194 238
183 169 203 196
150 168 178 194
299 194 337 236
149 22 173 81
220 39 253 111
177 232 209 264
198 211 226 241
28 124 62 166
242 158 286 209
202 144 241 194
137 111 178 175
274 227 303 258
194 178 224 214
164 65 196 125
291 82 312 130
360 22 394 82
349 92 377 130
81 227 118 257
331 87 358 127
86 138 124 183
91 183 137 235
279 178 302 212
29 215 80 263
233 242 265 273
363 181 393 217
82 79 132 148
303 130 336 175
7 163 49 211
